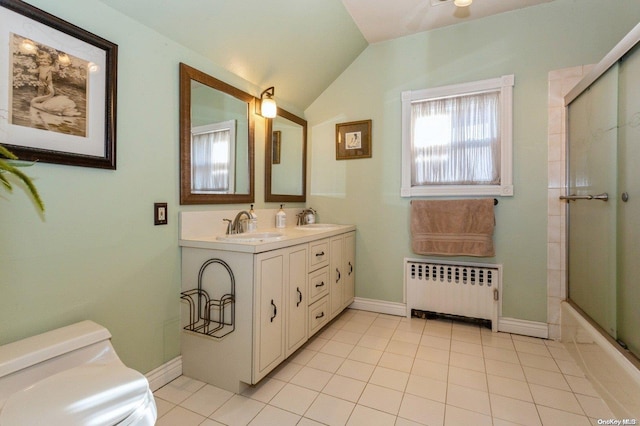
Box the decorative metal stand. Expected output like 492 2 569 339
180 258 235 339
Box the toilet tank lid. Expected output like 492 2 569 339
0 321 111 378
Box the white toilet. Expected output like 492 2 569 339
0 321 157 425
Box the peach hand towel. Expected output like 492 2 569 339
411 199 495 257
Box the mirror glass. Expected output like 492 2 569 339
265 108 307 202
180 63 254 204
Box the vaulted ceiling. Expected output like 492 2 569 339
96 0 553 112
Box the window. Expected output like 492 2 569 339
191 120 236 193
401 75 514 197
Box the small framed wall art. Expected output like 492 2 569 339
335 119 371 160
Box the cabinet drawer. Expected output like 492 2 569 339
309 239 330 271
308 296 330 337
308 266 329 304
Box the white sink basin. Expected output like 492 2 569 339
296 224 340 230
216 232 284 242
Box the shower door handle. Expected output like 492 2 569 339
559 193 608 202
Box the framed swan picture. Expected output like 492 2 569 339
0 0 117 169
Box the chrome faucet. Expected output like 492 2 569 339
297 208 317 225
230 210 252 234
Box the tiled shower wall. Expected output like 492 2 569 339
547 65 593 339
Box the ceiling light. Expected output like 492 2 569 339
454 0 472 7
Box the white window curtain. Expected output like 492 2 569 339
411 91 500 186
191 120 236 193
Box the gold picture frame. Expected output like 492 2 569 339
335 119 371 160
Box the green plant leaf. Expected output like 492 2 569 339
0 144 45 212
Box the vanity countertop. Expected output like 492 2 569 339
179 224 356 254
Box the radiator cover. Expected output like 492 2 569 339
404 258 502 332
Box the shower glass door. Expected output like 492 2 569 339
617 44 640 358
567 64 618 338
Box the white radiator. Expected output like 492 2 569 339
404 258 501 332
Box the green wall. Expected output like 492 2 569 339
305 0 640 322
0 0 277 373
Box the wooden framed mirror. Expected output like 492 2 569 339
179 63 255 204
265 108 307 202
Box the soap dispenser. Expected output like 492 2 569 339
275 204 286 228
248 204 257 232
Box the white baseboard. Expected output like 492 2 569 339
350 298 550 339
498 317 549 339
349 297 406 317
146 356 182 391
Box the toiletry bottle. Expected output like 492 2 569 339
275 204 286 228
248 204 257 232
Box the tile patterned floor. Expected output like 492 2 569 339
153 309 615 425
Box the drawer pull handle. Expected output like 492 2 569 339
336 268 341 283
270 299 277 322
315 251 325 257
297 287 303 307
348 261 353 275
316 312 325 320
315 281 325 288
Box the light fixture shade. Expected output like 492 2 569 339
454 0 472 6
261 97 277 118
259 86 277 118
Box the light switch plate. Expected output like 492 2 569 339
154 202 168 225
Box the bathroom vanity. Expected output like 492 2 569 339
179 214 355 393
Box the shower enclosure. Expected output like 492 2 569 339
564 25 640 362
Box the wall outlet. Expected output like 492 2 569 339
154 203 168 225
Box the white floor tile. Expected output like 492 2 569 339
398 393 445 425
156 406 206 426
322 374 366 402
347 404 396 425
490 394 542 426
247 405 300 426
305 393 355 425
405 374 447 403
269 383 318 415
210 395 265 426
290 366 333 391
444 404 492 426
446 383 491 415
157 309 615 426
536 405 592 426
336 359 376 382
358 383 403 415
180 384 234 417
487 374 533 402
369 366 409 391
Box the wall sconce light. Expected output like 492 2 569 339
454 0 472 6
258 86 277 118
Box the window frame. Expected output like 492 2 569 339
191 119 236 194
401 74 514 197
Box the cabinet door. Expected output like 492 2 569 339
286 246 308 357
254 251 285 382
343 231 356 308
330 235 344 318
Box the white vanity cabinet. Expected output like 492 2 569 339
330 231 356 319
179 220 355 393
253 245 308 383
